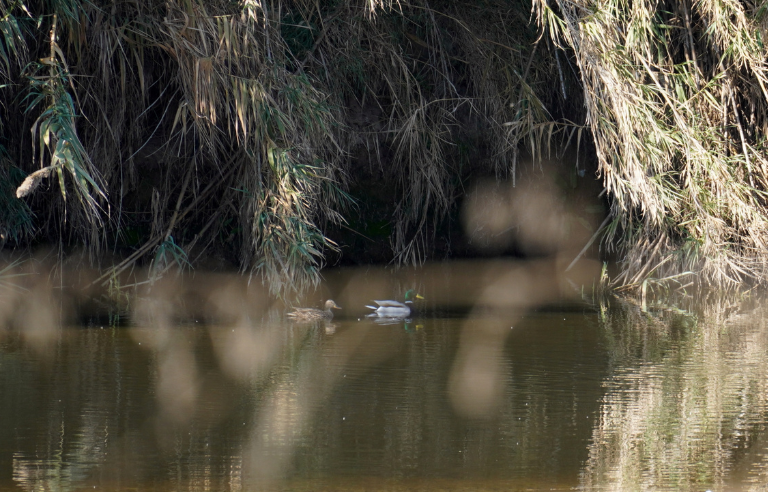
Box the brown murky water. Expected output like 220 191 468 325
1 262 768 491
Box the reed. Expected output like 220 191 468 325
536 0 768 290
0 0 579 295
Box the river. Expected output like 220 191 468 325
0 260 766 491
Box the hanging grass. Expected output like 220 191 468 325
0 0 582 295
535 0 768 290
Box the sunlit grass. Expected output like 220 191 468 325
536 0 768 290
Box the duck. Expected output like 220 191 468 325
287 300 342 320
366 289 424 318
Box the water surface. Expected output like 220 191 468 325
1 264 768 491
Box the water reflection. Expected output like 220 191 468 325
581 298 768 491
3 262 768 490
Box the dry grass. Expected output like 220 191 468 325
2 0 357 295
0 0 580 295
536 0 768 290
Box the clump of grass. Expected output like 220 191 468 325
150 236 191 284
23 59 106 225
1 0 356 294
536 0 768 289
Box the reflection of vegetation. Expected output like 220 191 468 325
585 296 768 490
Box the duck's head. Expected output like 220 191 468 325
404 289 424 302
324 299 342 310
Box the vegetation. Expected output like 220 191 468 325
3 0 768 295
537 0 768 289
0 0 570 295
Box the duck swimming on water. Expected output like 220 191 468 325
287 300 342 320
366 289 424 318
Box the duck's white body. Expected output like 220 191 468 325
365 300 414 318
